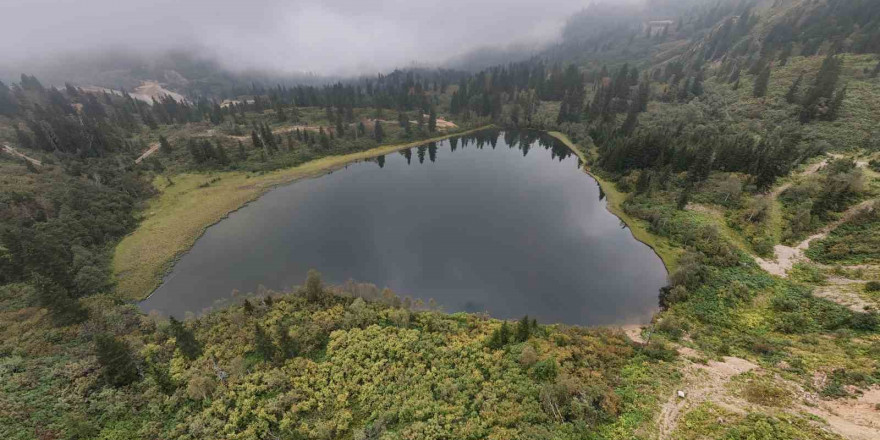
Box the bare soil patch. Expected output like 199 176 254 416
1 144 42 166
658 351 758 438
756 199 876 277
131 81 187 103
135 143 160 164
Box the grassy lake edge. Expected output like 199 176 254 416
548 131 680 274
113 126 494 301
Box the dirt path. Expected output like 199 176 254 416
813 277 876 313
1 144 42 166
769 158 829 199
658 347 758 439
649 338 880 440
799 383 880 440
755 199 876 277
135 143 160 164
226 125 330 142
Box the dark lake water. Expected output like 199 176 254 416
140 130 668 326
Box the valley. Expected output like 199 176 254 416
1 0 879 439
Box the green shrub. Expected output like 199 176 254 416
865 281 880 292
642 340 678 362
742 379 790 406
849 312 878 331
532 358 559 381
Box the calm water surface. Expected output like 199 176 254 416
140 130 667 325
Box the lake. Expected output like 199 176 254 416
140 130 668 326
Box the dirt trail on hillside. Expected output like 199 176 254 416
657 347 758 439
756 199 876 277
2 144 42 166
769 159 829 199
813 277 876 313
636 328 880 440
135 143 160 164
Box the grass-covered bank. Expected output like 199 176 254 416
548 131 681 273
113 126 493 301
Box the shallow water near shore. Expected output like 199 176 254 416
140 130 667 326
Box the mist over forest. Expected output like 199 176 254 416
2 0 880 439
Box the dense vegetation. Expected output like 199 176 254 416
2 0 880 438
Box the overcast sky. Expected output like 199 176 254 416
0 0 604 75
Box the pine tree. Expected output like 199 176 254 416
499 321 511 345
253 324 276 362
728 66 741 84
515 315 531 342
95 334 139 387
251 130 263 150
158 135 173 154
0 80 18 116
319 128 330 150
753 66 771 98
32 275 88 326
305 269 325 303
237 141 247 161
428 107 437 132
276 104 287 122
276 325 297 361
335 114 344 136
168 316 201 360
825 86 847 121
216 142 230 166
871 61 880 78
243 299 254 314
801 54 843 122
620 106 639 135
785 73 803 104
691 69 704 96
374 120 384 142
676 185 692 210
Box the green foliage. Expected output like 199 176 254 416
94 334 139 387
253 323 276 361
515 315 532 342
532 358 559 381
304 268 326 303
741 377 791 407
168 316 201 360
753 66 771 98
807 202 880 264
641 340 678 362
486 320 512 349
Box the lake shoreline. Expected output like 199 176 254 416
547 131 679 274
114 126 495 301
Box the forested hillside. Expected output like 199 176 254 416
2 0 879 439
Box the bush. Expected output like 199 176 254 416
750 340 778 357
519 345 538 367
532 358 559 381
866 281 880 292
775 312 813 334
94 334 139 387
642 340 677 362
656 316 689 340
742 379 790 406
849 312 878 331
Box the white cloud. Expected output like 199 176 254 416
0 0 594 75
